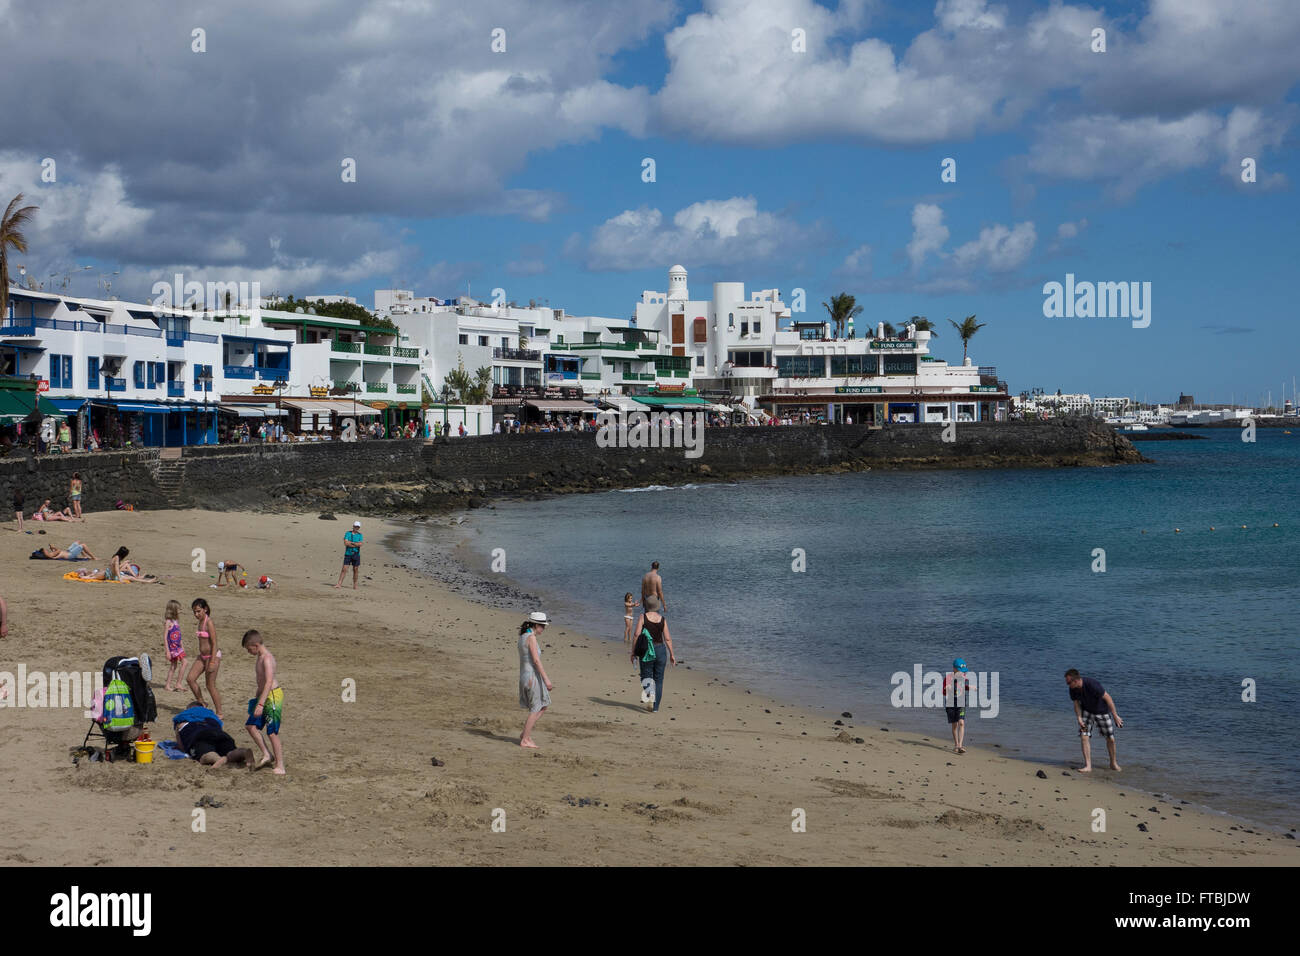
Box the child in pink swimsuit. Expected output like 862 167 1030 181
186 598 223 718
163 599 186 691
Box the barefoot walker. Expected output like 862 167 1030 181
518 612 553 748
1065 669 1123 772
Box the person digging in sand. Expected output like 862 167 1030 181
518 611 553 748
1065 668 1123 772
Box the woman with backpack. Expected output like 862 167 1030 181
630 595 676 713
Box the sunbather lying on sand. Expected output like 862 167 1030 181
37 542 96 560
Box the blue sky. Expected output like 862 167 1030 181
2 0 1298 404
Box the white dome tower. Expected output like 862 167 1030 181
667 264 689 302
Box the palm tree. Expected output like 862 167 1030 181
881 321 897 339
1 193 39 322
822 292 863 338
948 314 986 362
910 316 937 336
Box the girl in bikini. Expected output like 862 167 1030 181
623 592 640 643
186 598 223 719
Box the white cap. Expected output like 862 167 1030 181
217 561 225 570
353 521 361 528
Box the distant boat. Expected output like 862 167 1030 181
1122 423 1148 432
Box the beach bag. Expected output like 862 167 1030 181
636 627 657 663
103 674 135 731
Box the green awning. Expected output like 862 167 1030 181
633 395 711 409
0 389 68 419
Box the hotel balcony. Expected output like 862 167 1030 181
492 347 541 361
364 343 391 357
224 365 257 380
365 381 389 394
394 383 417 395
106 378 127 392
332 379 361 393
167 382 186 397
393 347 420 362
331 340 361 353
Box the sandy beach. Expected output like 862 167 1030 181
1 507 1295 867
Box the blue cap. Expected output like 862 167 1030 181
953 658 968 672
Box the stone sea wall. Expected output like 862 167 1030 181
0 419 1144 516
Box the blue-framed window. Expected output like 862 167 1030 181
193 363 213 388
134 361 146 388
50 354 73 388
88 356 100 386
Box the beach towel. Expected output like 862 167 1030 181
62 571 128 584
31 550 89 560
159 740 189 760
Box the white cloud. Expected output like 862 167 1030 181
581 196 825 272
837 243 873 277
950 221 1036 272
906 203 949 271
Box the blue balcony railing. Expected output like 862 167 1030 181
168 383 185 397
224 365 256 379
106 378 126 392
257 367 290 380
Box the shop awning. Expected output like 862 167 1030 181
600 395 650 412
219 403 287 418
112 402 170 414
47 398 89 414
282 398 380 417
631 395 711 410
524 399 598 413
0 389 68 419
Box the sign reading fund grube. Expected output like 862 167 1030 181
882 355 918 375
834 386 883 394
970 385 999 392
873 340 917 350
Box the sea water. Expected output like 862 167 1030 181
397 428 1299 829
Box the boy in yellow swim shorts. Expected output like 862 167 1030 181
242 629 285 774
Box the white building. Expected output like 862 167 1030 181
632 266 1006 423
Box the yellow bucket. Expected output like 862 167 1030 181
133 740 157 764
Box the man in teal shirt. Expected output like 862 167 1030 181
335 520 363 589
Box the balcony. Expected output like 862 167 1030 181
393 346 420 360
580 372 602 380
106 378 126 392
332 380 361 393
167 383 185 397
224 365 256 380
395 383 417 395
365 382 389 394
257 367 290 381
331 340 361 353
567 341 637 351
363 343 391 357
492 347 541 361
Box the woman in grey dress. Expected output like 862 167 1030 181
518 611 553 748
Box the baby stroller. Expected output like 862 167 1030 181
80 655 157 761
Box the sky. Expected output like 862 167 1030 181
2 0 1298 404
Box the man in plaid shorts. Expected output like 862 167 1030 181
1065 669 1123 773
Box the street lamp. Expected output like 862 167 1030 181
198 371 213 444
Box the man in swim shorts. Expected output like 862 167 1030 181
641 560 667 614
1065 669 1124 773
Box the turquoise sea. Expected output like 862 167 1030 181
401 428 1299 829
